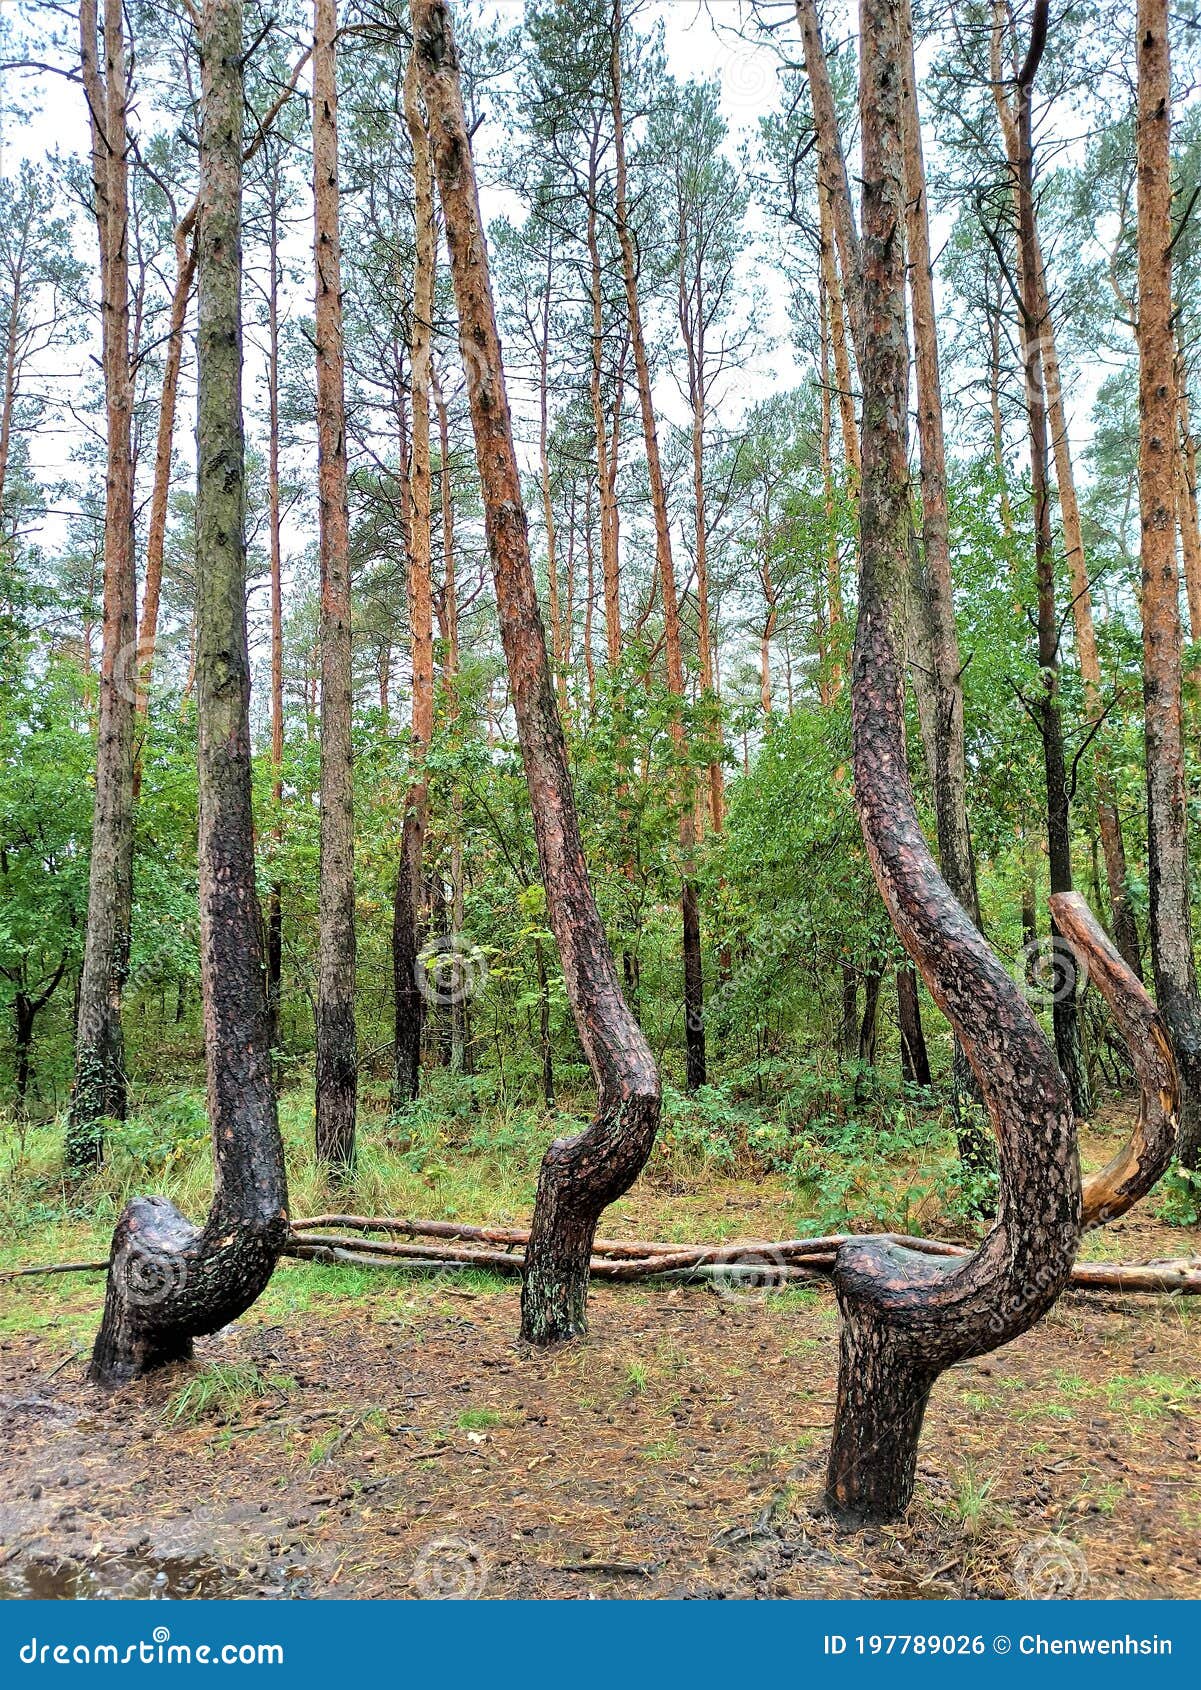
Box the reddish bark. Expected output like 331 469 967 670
412 0 660 1343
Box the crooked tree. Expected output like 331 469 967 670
826 0 1082 1524
89 0 289 1385
413 0 660 1344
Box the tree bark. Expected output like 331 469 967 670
266 181 285 1053
896 962 931 1086
826 0 1080 1525
1136 0 1201 1168
991 7 1141 982
1006 0 1090 1119
89 0 288 1385
796 0 862 348
68 0 137 1167
312 0 358 1171
132 209 197 798
393 41 437 1111
413 0 660 1343
610 0 704 1089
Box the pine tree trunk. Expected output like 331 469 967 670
610 0 704 1089
896 962 931 1086
393 42 437 1111
68 0 137 1167
311 0 358 1170
133 208 197 793
827 0 1080 1524
413 0 659 1343
1007 2 1090 1119
90 0 288 1385
992 14 1140 982
266 182 285 1054
1136 0 1201 1168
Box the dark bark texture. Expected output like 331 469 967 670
1136 0 1201 1167
68 0 137 1166
89 0 288 1387
312 0 358 1171
413 0 660 1345
828 0 1081 1526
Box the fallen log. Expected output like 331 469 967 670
7 1229 1201 1297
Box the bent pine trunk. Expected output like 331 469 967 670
413 0 660 1344
826 0 1081 1525
89 0 289 1386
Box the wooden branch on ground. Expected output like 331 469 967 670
8 1226 1200 1297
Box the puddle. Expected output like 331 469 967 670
0 1549 296 1600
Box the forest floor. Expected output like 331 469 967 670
0 1102 1198 1602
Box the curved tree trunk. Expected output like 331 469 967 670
413 0 660 1344
67 0 137 1167
826 0 1081 1525
90 0 288 1385
1136 0 1201 1169
312 0 358 1171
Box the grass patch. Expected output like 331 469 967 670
167 1362 293 1424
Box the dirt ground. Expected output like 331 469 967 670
1 1189 1198 1602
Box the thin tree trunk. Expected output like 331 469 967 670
817 176 860 494
68 0 137 1167
413 0 660 1343
826 0 1080 1523
586 127 622 670
132 208 198 793
1137 0 1201 1168
90 0 288 1385
312 0 357 1171
537 237 568 721
610 0 704 1089
266 184 284 1053
393 41 437 1111
1007 0 1090 1118
432 357 468 1074
796 0 862 347
896 962 931 1086
992 9 1140 981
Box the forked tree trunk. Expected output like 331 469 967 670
610 0 704 1089
312 0 358 1170
393 42 437 1111
1136 0 1201 1169
826 0 1080 1524
413 0 660 1343
67 0 137 1166
90 0 288 1385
